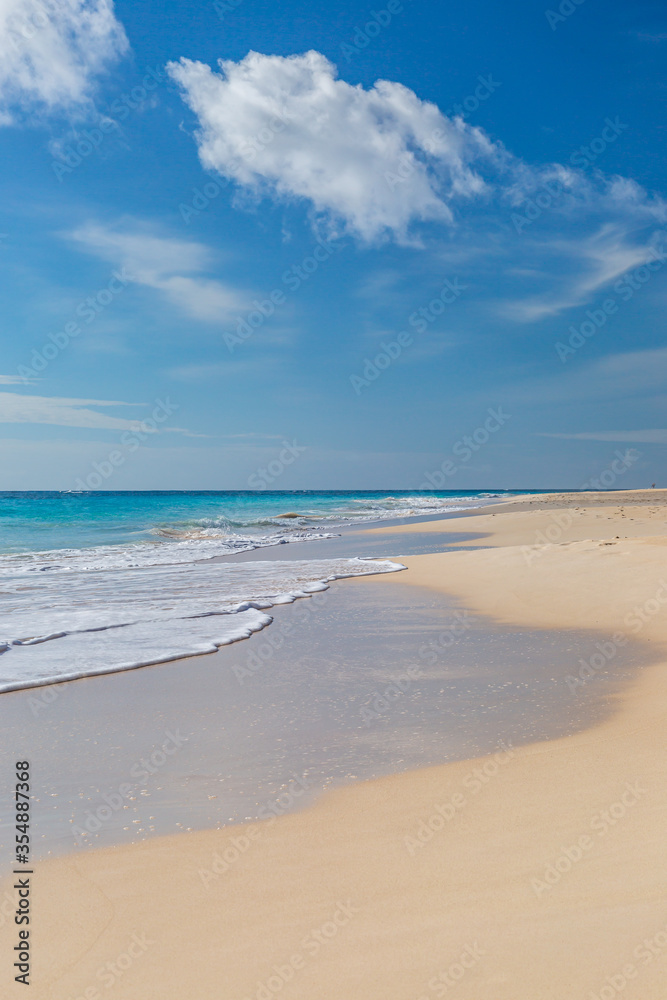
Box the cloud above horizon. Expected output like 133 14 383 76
167 50 501 243
0 373 38 385
0 0 128 125
498 223 667 322
507 347 667 408
0 389 190 432
67 222 247 323
167 50 667 256
540 429 667 443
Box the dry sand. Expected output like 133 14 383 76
4 490 667 999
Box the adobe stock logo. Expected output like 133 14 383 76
545 0 587 31
340 1 404 63
247 440 307 489
349 277 467 394
419 407 511 488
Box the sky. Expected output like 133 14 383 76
0 0 665 490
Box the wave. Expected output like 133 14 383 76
0 495 488 577
0 491 509 693
0 530 340 576
0 556 405 692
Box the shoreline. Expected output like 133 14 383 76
0 488 589 698
3 490 667 997
2 576 648 863
0 490 518 697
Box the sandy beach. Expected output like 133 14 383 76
4 0 664 993
5 490 667 999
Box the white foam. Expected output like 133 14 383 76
0 530 339 576
0 557 404 692
0 496 488 580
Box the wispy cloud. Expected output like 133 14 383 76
165 360 257 381
540 430 667 443
67 221 248 323
500 224 663 321
0 373 38 385
219 432 284 440
0 390 188 432
508 347 667 407
632 31 667 43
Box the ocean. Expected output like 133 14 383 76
0 489 528 692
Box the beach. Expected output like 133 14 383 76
3 489 667 998
3 0 664 994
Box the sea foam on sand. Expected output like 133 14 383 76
0 555 404 692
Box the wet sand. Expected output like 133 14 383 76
2 490 667 998
0 579 649 863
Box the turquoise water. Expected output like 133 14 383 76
0 489 530 556
0 490 538 693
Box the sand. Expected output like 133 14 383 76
4 490 667 999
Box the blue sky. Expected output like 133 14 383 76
0 0 665 489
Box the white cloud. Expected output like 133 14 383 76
540 430 667 443
167 50 499 243
166 48 667 321
0 391 188 431
67 222 247 322
508 347 667 407
218 432 283 440
165 360 257 381
0 0 128 124
576 347 667 400
501 224 664 322
0 373 38 384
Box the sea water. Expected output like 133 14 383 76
0 489 526 691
